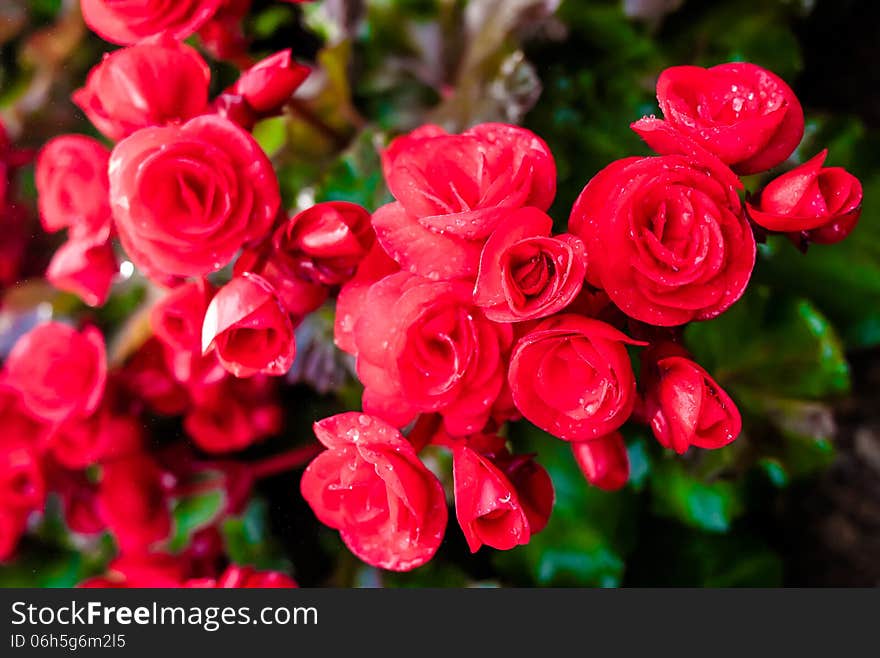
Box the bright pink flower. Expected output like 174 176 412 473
571 432 630 491
46 235 117 307
650 62 804 174
474 207 585 321
36 135 111 238
509 315 643 442
98 454 171 554
301 413 447 571
452 444 531 552
374 123 555 280
339 271 513 434
202 274 296 378
80 0 223 45
746 150 862 245
73 34 211 141
569 147 755 326
6 322 107 423
640 343 741 454
109 114 280 280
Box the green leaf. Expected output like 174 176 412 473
650 459 744 533
625 521 783 586
221 498 291 572
168 490 225 553
685 285 850 402
253 116 289 158
314 128 392 210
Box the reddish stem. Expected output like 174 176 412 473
247 444 322 480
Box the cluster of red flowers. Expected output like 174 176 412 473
0 1 863 579
305 63 862 570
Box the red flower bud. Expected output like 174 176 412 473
301 413 448 571
640 343 741 454
571 432 630 491
746 150 862 245
230 50 310 116
202 274 296 378
452 444 531 552
272 201 374 286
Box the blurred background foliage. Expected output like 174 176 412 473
1 0 879 586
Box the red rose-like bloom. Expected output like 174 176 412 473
652 63 804 175
452 444 531 552
640 343 741 454
73 34 210 142
46 236 117 307
509 315 643 442
36 135 111 238
746 150 863 245
6 322 107 423
273 202 374 286
340 271 513 434
569 148 755 326
80 0 222 45
301 413 447 571
108 114 280 279
188 565 298 588
98 454 171 554
230 50 310 116
374 123 556 280
202 274 296 378
474 207 586 321
571 432 630 491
